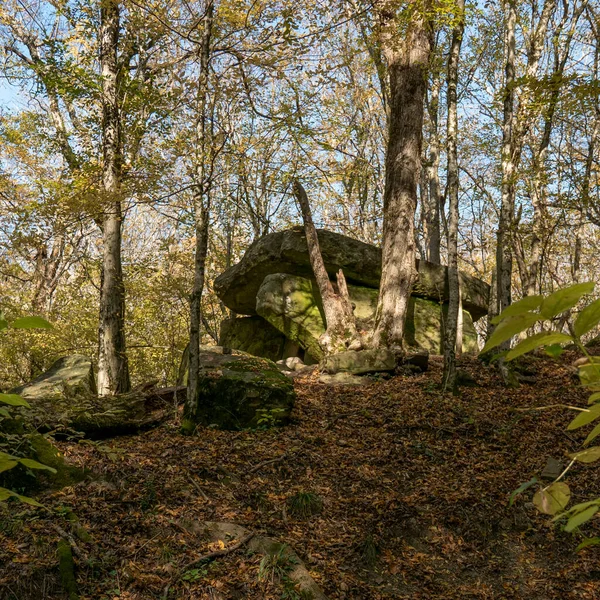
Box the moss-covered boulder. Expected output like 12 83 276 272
219 316 287 362
256 274 326 361
321 348 397 375
182 353 296 432
252 274 478 356
0 419 86 493
214 227 490 320
11 354 96 401
10 355 168 437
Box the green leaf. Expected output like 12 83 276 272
545 344 564 358
508 477 538 506
565 505 600 532
533 482 571 515
588 392 600 405
579 363 600 389
10 491 44 507
584 422 600 446
576 537 600 551
505 332 572 361
490 295 543 325
481 312 541 354
540 282 595 320
11 316 53 330
0 408 11 418
0 486 44 507
568 446 600 463
0 460 18 474
18 458 57 473
0 488 14 501
567 404 600 430
574 298 600 338
0 393 30 408
0 316 8 331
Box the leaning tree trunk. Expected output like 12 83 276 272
372 0 432 352
184 0 215 431
443 0 465 392
97 0 130 396
293 180 362 355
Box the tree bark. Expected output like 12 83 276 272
97 0 130 396
185 0 215 428
425 77 442 265
293 180 361 355
443 0 465 393
372 0 432 352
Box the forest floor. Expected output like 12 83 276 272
1 352 600 599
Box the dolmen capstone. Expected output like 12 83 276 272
214 227 490 363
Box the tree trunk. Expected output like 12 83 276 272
97 0 130 396
293 180 361 355
443 0 465 392
372 0 432 352
184 0 215 429
425 77 442 265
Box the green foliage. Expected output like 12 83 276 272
256 408 287 429
485 283 600 535
287 491 322 519
257 544 297 583
0 314 54 507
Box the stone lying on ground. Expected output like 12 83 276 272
318 372 374 386
181 520 328 600
254 274 478 357
182 352 296 432
10 355 171 437
178 344 236 385
321 348 397 375
214 227 490 320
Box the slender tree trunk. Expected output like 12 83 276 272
293 180 361 355
443 0 465 392
372 0 432 352
425 78 442 264
184 0 214 430
493 0 517 341
97 0 130 396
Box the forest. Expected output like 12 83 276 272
1 0 600 598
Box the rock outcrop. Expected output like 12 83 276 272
214 227 490 320
214 228 489 362
10 355 171 437
182 352 296 432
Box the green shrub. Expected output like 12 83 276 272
484 282 600 546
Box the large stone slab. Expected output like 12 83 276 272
10 355 168 437
182 353 296 432
321 348 397 375
214 227 490 320
254 274 478 356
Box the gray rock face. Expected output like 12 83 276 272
214 227 490 320
182 352 296 431
219 316 286 363
321 348 397 375
254 273 478 358
11 354 96 401
10 355 167 437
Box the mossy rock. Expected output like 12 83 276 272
253 274 478 356
256 273 326 361
219 316 287 363
0 420 86 493
214 227 490 320
182 353 296 431
9 355 166 437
